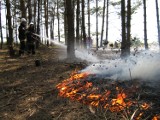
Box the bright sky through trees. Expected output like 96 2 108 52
90 0 158 44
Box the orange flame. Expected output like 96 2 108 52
56 71 154 119
110 93 133 112
136 112 144 120
56 72 134 112
141 102 150 110
152 115 160 120
152 116 158 120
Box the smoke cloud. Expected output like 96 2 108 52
81 50 160 81
75 49 99 62
34 33 160 81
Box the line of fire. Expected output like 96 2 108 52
56 69 160 120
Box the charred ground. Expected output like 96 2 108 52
0 45 160 120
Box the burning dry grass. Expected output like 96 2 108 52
56 70 160 120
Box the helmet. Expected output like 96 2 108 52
29 22 34 25
21 18 26 23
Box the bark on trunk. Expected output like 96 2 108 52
6 0 14 56
100 0 106 47
155 0 160 48
143 0 148 49
0 0 3 49
57 0 60 42
66 0 75 59
96 0 98 50
64 0 68 45
120 0 126 58
88 0 91 38
28 0 32 23
44 0 49 46
105 0 109 46
126 0 131 56
82 0 86 49
76 0 80 48
20 0 26 18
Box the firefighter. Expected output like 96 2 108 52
18 18 27 56
26 22 36 55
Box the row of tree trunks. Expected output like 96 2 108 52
2 0 160 58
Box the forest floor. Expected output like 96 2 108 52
0 44 160 120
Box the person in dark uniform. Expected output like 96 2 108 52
18 18 27 56
26 22 36 55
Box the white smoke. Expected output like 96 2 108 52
33 33 98 62
81 50 160 81
33 33 160 80
75 49 99 62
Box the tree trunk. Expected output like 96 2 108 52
5 7 8 42
14 0 18 45
82 0 86 49
41 0 43 43
126 0 131 56
46 0 49 46
34 0 37 28
0 0 3 49
36 0 41 48
76 0 80 48
96 0 98 50
66 0 75 59
100 0 106 47
80 19 83 46
20 0 26 18
88 0 91 38
37 0 40 35
50 20 53 39
57 0 60 42
120 0 126 58
50 5 55 40
6 0 14 56
53 9 55 40
143 0 148 49
64 0 68 45
44 0 49 46
155 0 160 48
105 0 109 45
28 0 32 23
